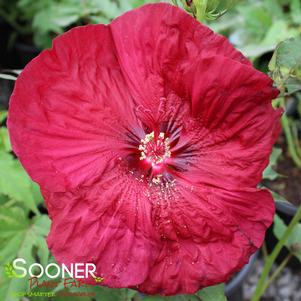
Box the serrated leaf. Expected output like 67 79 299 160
197 284 228 301
273 214 301 262
0 208 50 262
0 210 51 301
0 151 38 214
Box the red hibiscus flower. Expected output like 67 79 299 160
8 3 281 296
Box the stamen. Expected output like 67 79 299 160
139 131 171 165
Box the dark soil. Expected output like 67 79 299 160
264 134 301 207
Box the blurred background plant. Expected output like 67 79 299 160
209 0 301 60
0 0 152 68
0 0 301 301
0 0 147 49
172 0 240 22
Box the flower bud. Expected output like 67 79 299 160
180 0 240 22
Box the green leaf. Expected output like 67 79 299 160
239 44 274 59
0 111 7 123
291 0 301 25
33 9 74 34
89 287 139 301
263 0 283 19
241 21 300 59
0 274 26 301
0 151 38 214
271 190 288 203
0 209 51 301
263 147 282 180
48 295 91 301
209 14 241 33
286 77 301 95
30 182 43 205
88 0 121 19
141 294 199 301
0 128 11 152
237 4 272 40
269 38 301 72
273 214 301 262
269 37 301 92
197 284 228 301
261 20 299 48
0 208 50 262
0 194 9 206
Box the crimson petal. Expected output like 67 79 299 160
8 25 140 192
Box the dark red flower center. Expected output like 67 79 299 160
136 131 172 179
139 131 171 165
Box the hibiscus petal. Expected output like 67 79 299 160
174 55 282 189
136 186 273 295
43 169 160 287
110 3 251 110
8 25 139 192
44 168 273 295
7 3 281 296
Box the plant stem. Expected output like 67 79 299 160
291 122 301 158
279 97 301 168
262 253 293 293
251 205 301 301
262 241 268 259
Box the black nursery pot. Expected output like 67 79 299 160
276 201 297 217
285 97 299 119
15 42 41 68
225 251 258 301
